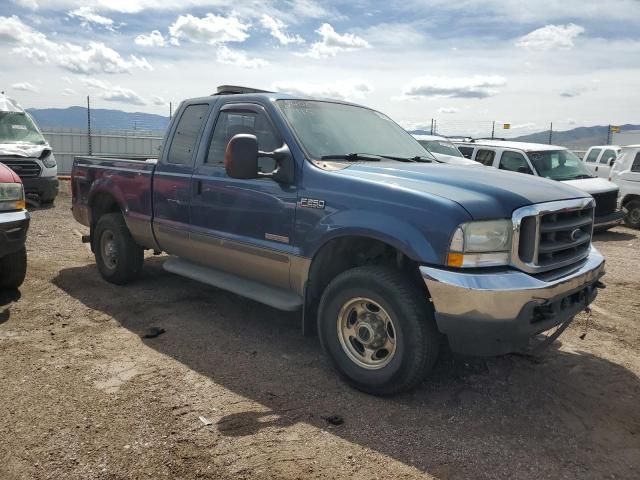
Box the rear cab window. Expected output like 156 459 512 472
632 152 640 172
475 149 496 166
457 146 474 159
166 104 209 165
584 148 601 163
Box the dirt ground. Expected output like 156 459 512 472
1 181 639 480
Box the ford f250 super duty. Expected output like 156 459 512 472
71 86 606 395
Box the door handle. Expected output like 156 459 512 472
595 166 598 171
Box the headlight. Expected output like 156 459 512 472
447 219 512 267
41 150 57 169
0 183 26 211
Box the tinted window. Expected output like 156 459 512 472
166 104 209 165
600 149 617 164
475 149 496 166
457 146 474 159
529 150 591 180
499 151 532 174
632 152 640 172
585 148 601 163
207 110 281 173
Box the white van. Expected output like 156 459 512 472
582 145 621 179
412 134 482 167
0 94 58 204
609 144 640 228
453 139 625 231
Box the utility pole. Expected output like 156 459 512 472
491 121 495 139
169 102 172 120
606 124 611 145
430 118 434 135
87 95 92 156
549 122 553 145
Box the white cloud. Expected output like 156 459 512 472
14 0 38 9
80 77 146 105
11 81 38 92
135 30 166 47
152 96 166 106
260 15 304 45
67 6 115 31
516 24 584 50
169 13 250 45
0 16 152 74
401 76 507 99
272 79 372 101
216 46 268 68
62 88 76 96
437 107 459 114
304 23 370 58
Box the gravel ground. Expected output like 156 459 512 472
1 181 639 479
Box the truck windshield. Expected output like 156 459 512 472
419 140 463 157
276 100 436 161
0 112 46 145
528 150 593 181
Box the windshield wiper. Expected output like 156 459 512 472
320 153 382 161
377 154 433 163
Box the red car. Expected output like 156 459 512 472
0 162 28 288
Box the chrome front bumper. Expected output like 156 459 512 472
420 246 605 356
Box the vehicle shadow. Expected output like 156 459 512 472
52 259 640 478
593 228 636 242
0 288 21 325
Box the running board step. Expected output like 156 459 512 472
163 257 303 311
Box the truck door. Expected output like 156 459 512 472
596 148 618 178
153 102 210 258
188 103 297 289
583 148 601 175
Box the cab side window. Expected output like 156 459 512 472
207 110 280 173
499 151 532 174
585 148 601 163
457 146 474 159
166 104 209 165
475 149 496 166
632 152 640 172
600 149 617 165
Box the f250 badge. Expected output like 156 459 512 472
299 198 325 209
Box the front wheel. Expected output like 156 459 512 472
0 247 27 289
317 265 440 395
93 213 144 285
624 200 640 229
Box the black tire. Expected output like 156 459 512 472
93 213 144 285
0 247 27 289
624 200 640 229
317 265 440 395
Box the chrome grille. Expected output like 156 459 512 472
512 198 595 273
0 158 42 179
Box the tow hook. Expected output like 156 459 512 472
81 234 91 243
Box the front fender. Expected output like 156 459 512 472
303 209 441 264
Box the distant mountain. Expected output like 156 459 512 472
27 107 170 133
511 124 640 150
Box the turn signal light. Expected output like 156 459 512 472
447 252 464 267
16 199 26 210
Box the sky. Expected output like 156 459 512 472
1 0 639 135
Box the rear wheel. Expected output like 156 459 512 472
317 265 439 395
94 213 144 285
624 200 640 229
0 247 27 289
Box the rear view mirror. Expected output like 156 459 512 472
225 134 259 179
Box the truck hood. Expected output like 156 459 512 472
0 142 50 158
432 152 482 167
338 162 590 219
561 177 618 195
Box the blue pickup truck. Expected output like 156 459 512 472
72 86 605 395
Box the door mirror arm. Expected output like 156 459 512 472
261 145 294 184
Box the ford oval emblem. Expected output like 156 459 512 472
570 228 581 241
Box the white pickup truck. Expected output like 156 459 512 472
582 145 621 179
609 144 640 228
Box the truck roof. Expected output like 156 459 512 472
455 139 567 152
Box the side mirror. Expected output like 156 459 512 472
225 134 259 179
608 158 615 167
